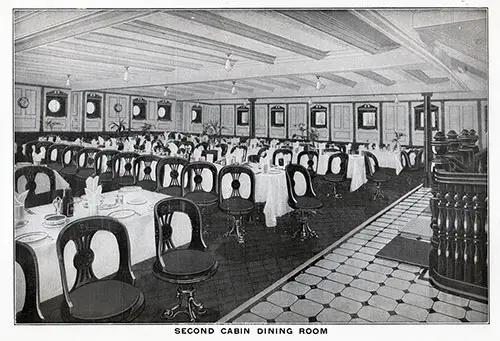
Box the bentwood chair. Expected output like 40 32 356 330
218 165 256 243
247 154 260 163
36 141 54 164
56 217 145 322
285 164 323 241
15 166 58 208
297 150 320 178
217 143 228 158
133 154 161 191
324 152 349 199
16 241 45 323
94 150 120 192
75 148 100 180
400 148 424 186
156 157 189 197
272 148 293 167
153 197 218 322
180 141 195 160
363 151 393 200
46 144 67 172
111 152 140 188
60 145 84 179
257 146 269 158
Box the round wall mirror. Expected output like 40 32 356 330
86 101 96 115
48 99 61 113
133 105 141 116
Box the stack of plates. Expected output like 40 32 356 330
16 231 49 243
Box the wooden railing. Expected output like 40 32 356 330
429 170 488 301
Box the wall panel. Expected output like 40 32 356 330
330 103 353 142
410 101 442 146
355 102 380 144
288 103 307 139
382 103 409 145
269 104 286 139
221 105 235 136
255 104 267 137
309 103 329 141
14 85 41 132
43 87 71 131
444 100 478 133
105 93 129 132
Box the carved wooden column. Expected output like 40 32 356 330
249 98 256 138
422 92 433 187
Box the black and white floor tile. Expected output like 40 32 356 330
222 188 489 324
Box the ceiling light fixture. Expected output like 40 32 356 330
394 95 400 104
315 76 322 90
225 54 233 71
123 66 129 82
163 86 168 97
65 74 71 87
231 81 237 94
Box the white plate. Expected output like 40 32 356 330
108 209 136 219
99 202 120 210
119 186 142 193
16 232 49 243
15 220 29 229
43 214 67 226
126 198 147 205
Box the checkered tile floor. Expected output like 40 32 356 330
221 187 489 323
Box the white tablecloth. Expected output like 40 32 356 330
346 155 367 192
15 189 191 307
369 150 403 175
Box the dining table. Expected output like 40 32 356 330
15 188 192 308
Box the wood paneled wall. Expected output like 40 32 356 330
13 83 487 148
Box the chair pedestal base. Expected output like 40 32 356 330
372 182 385 200
327 183 343 199
224 216 245 243
161 285 206 322
293 210 318 241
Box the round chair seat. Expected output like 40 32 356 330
293 196 323 210
219 197 254 216
98 172 113 182
324 173 345 183
183 192 218 206
154 249 218 282
136 180 156 192
67 280 144 322
76 169 95 180
61 165 77 176
114 176 135 187
158 186 182 197
369 172 391 182
47 163 63 172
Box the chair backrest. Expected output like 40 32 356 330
326 152 349 178
16 241 44 322
111 152 139 180
297 150 320 175
24 141 39 163
218 165 255 209
133 154 161 190
230 145 248 162
46 144 67 165
181 161 218 196
62 145 84 167
363 151 380 177
402 149 424 170
201 149 218 163
154 197 207 258
94 150 120 177
217 143 228 157
247 154 260 163
56 217 135 314
272 148 293 166
36 141 54 164
15 166 56 208
156 157 189 193
285 164 318 208
76 147 100 173
195 142 209 151
257 146 269 158
179 141 194 160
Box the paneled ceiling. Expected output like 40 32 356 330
14 9 488 102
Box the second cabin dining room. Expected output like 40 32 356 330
13 8 489 325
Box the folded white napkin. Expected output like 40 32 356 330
168 142 178 155
104 140 112 148
56 136 62 143
38 137 45 141
318 142 326 150
346 143 352 153
193 148 202 160
144 141 152 153
22 144 26 155
85 176 102 207
91 139 98 146
98 136 104 145
293 141 300 149
32 149 44 164
110 138 117 146
14 190 29 206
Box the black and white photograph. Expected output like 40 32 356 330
6 1 497 338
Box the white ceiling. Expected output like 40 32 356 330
14 9 488 102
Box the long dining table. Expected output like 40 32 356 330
15 188 192 307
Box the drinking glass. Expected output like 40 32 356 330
14 202 26 228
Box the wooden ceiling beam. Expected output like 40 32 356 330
117 21 276 64
354 71 396 86
169 10 329 60
254 78 300 91
284 75 324 89
15 10 156 53
237 80 275 92
317 73 357 88
76 32 228 65
403 70 449 84
71 48 425 91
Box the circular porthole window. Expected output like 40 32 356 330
158 107 166 118
133 105 141 116
86 101 96 115
48 99 61 113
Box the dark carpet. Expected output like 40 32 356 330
39 169 426 323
